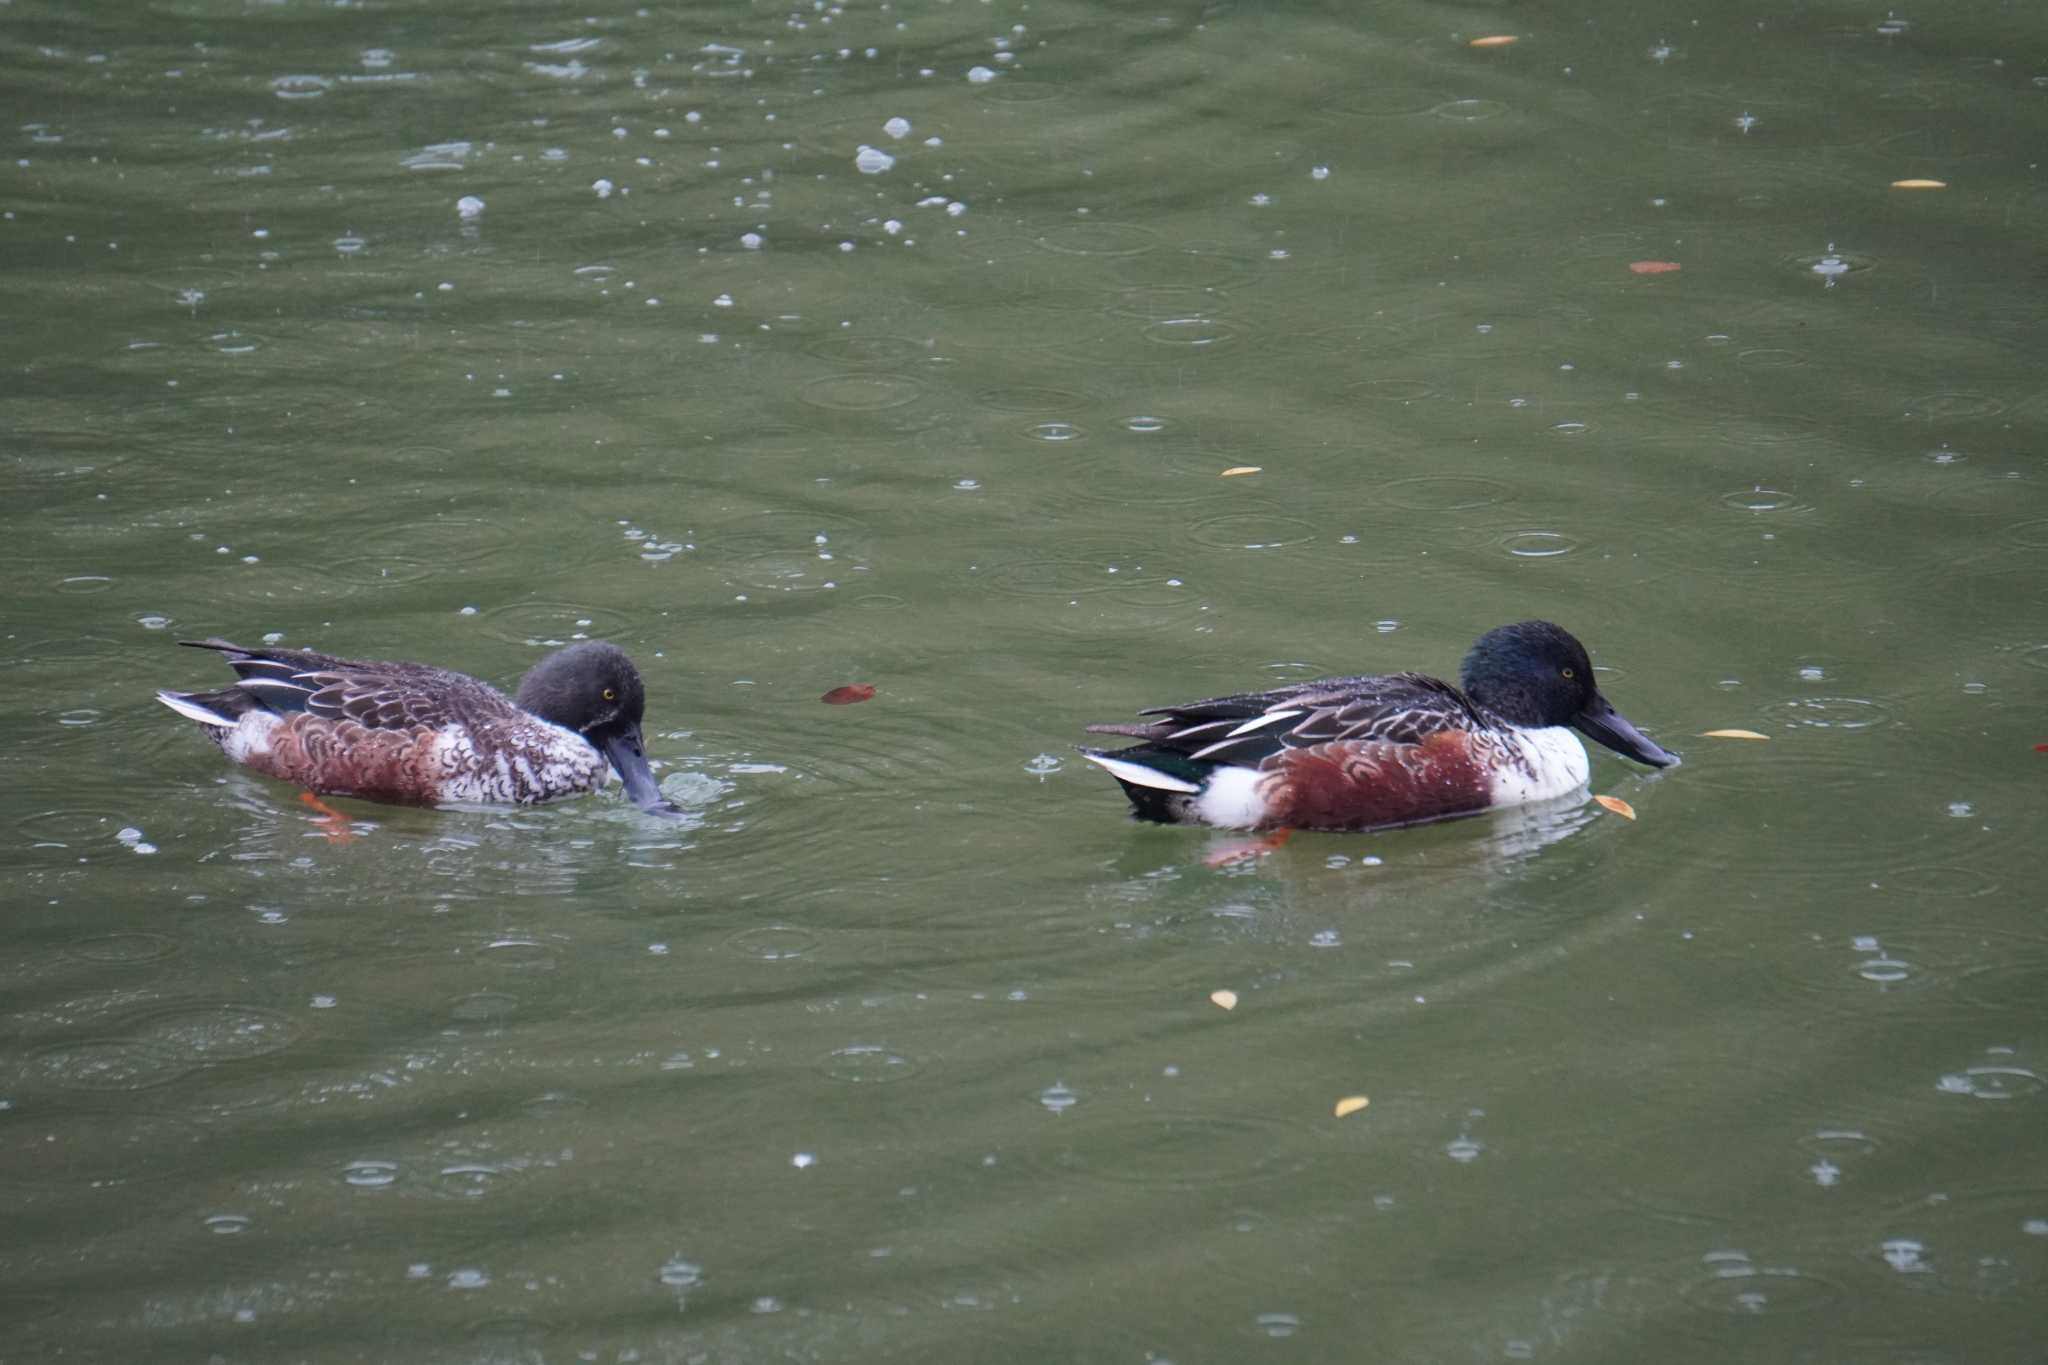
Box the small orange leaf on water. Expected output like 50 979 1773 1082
1890 178 1947 190
1594 794 1637 820
1333 1095 1370 1118
1220 465 1262 478
1210 989 1239 1011
1468 35 1518 48
1702 728 1769 740
1629 260 1682 274
820 684 876 705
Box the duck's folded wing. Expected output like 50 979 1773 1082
293 669 472 731
178 639 498 732
1095 672 1484 768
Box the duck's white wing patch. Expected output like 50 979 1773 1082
1084 752 1202 794
1224 708 1303 738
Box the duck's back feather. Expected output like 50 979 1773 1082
1088 671 1485 769
178 638 516 733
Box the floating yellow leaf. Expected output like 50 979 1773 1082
1220 466 1262 478
1210 989 1239 1010
1468 34 1518 48
1701 728 1769 740
1890 178 1947 190
1333 1095 1370 1118
1594 794 1637 820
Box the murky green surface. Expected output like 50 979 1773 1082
5 0 2046 1359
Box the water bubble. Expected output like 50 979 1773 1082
270 74 333 99
1255 1312 1301 1338
658 1258 703 1289
1882 1239 1930 1273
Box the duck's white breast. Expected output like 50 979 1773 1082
1485 726 1591 807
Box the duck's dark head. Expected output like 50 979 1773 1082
1460 621 1680 768
516 642 684 816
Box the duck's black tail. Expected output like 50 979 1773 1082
1078 745 1211 825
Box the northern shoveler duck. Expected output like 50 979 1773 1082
158 638 684 817
1081 620 1678 832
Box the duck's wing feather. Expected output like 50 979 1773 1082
178 639 509 732
1088 672 1484 768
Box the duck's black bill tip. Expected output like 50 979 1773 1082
598 729 687 818
1573 695 1681 769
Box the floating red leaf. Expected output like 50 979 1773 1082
821 684 876 705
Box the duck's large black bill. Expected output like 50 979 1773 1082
599 725 687 818
1573 693 1680 768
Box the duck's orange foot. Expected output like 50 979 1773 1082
298 790 362 844
1204 828 1294 868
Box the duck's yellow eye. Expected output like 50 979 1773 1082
1560 667 1575 680
603 687 617 701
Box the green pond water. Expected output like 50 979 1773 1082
4 0 2045 1360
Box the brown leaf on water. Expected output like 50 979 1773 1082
1210 989 1239 1011
1701 728 1769 740
1333 1095 1370 1118
1220 466 1262 478
1468 34 1518 48
1890 178 1947 190
821 684 876 705
1593 794 1637 821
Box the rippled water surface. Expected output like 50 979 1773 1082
5 0 2046 1360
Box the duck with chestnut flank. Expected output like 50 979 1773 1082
158 638 684 816
1081 621 1678 832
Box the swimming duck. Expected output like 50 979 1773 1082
158 638 683 817
1081 620 1678 832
